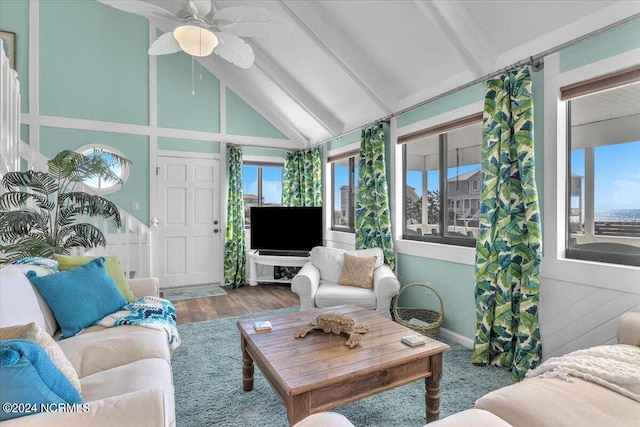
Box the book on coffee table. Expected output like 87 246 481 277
253 321 272 331
401 335 426 347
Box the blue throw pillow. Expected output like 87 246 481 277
27 257 127 338
0 339 83 421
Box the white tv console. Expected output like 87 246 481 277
246 250 310 286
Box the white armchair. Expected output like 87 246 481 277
291 246 400 319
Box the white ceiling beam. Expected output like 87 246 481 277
279 0 395 115
416 0 497 78
252 46 344 135
151 20 308 147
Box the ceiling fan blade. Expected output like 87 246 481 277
192 0 211 16
97 0 176 21
212 6 293 37
213 32 255 69
148 32 182 56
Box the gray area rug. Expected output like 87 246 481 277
173 307 513 427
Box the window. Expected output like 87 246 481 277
242 163 283 227
563 67 640 267
400 113 482 246
329 150 359 232
77 144 128 194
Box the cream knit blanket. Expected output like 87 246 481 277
526 345 640 402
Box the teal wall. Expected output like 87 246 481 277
397 254 477 338
0 0 29 113
226 88 287 139
157 54 220 132
326 129 360 151
39 0 149 124
20 124 29 144
560 19 640 72
39 127 149 225
3 0 290 226
243 147 288 158
397 83 485 128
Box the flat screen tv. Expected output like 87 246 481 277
250 207 323 256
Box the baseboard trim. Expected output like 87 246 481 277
439 327 474 349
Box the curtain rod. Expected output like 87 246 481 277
310 13 640 149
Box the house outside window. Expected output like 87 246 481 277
401 113 482 246
562 66 640 267
242 162 283 227
329 150 359 232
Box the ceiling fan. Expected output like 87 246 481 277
98 0 293 69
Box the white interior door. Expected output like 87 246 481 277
157 156 221 288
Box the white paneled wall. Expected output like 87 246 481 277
540 277 640 359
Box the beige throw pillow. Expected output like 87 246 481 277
0 322 82 394
338 254 376 289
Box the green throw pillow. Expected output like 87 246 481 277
55 255 136 302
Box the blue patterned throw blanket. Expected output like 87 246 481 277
95 297 181 352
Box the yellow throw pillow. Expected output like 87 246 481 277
0 322 82 394
55 254 136 302
338 254 376 289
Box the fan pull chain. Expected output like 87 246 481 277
191 56 195 96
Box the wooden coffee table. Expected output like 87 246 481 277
237 305 450 425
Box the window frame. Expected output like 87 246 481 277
562 69 640 267
399 112 482 248
242 161 284 229
76 144 128 195
329 150 358 233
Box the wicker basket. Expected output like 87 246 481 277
393 283 444 340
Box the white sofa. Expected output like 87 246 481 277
294 312 640 427
0 264 176 427
291 246 400 319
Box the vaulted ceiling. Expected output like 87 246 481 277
141 0 639 147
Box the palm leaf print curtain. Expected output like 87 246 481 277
472 67 542 380
282 147 322 207
355 124 395 269
224 146 246 289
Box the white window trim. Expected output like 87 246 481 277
76 143 129 195
242 155 283 164
241 159 284 208
543 51 640 295
325 143 359 243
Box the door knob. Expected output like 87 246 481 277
214 229 219 233
214 220 219 225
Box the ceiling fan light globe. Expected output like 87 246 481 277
173 25 218 57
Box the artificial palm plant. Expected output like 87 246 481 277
0 149 132 264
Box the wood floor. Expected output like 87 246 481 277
168 283 301 325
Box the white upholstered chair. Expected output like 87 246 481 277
291 246 400 319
